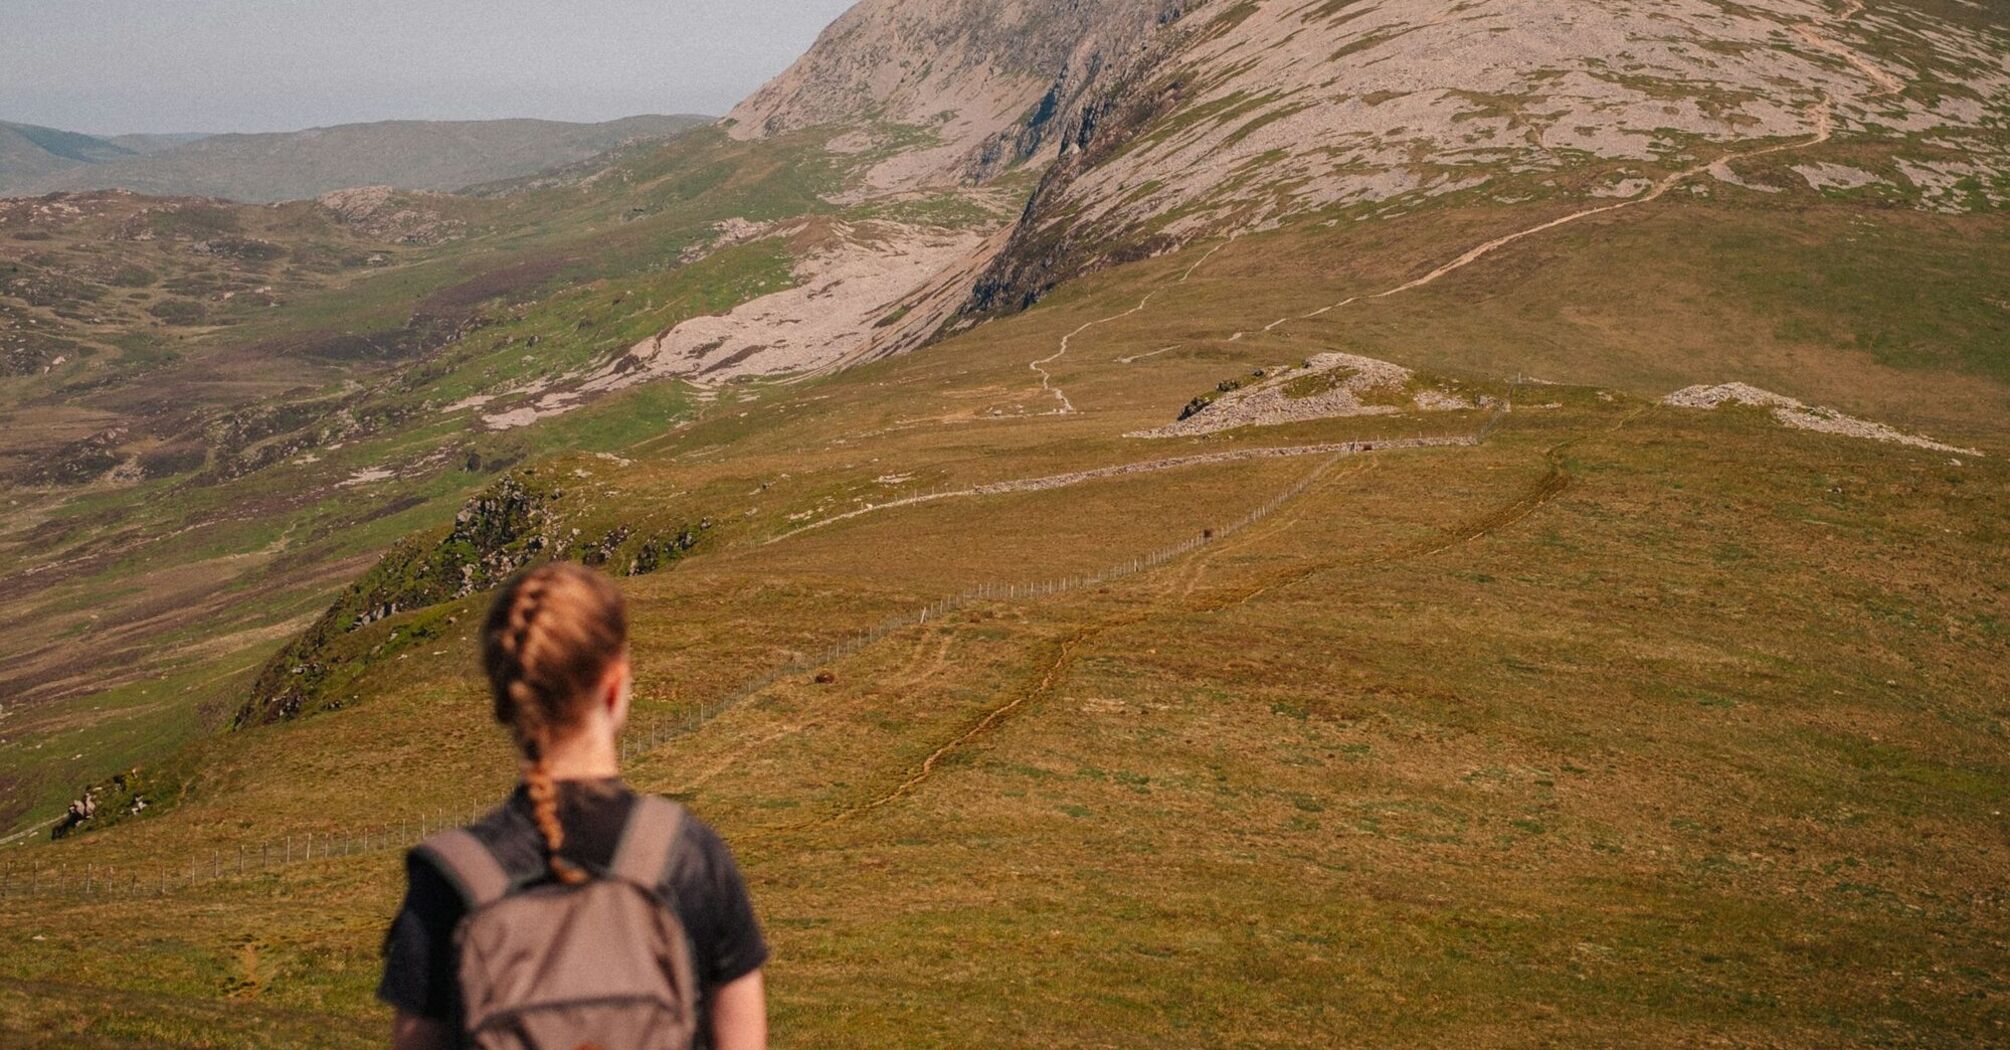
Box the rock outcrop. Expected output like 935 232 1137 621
728 0 1186 190
1132 354 1480 439
316 186 465 245
1662 382 1982 456
48 769 162 840
232 466 703 728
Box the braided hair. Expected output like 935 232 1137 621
482 563 629 885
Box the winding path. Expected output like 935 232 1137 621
789 437 1578 831
1797 0 1905 99
1031 239 1234 414
764 434 1475 545
1258 101 1842 337
1074 0 1902 368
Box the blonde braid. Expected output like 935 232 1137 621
489 576 591 886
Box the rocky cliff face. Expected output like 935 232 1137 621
728 0 1187 189
732 0 2010 319
967 0 2010 311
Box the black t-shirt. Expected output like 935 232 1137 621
378 779 767 1045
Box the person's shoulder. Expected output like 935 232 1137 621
639 799 738 875
641 796 717 846
396 839 468 925
464 801 536 855
406 801 544 887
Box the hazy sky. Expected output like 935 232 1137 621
0 0 857 135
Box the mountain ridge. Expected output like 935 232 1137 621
728 0 2009 324
0 114 712 203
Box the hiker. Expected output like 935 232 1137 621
380 563 768 1050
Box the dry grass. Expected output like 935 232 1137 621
3 198 2007 1046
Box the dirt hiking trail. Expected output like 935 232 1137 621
1032 239 1234 414
766 435 1474 545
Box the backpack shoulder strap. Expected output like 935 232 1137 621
610 794 687 888
416 828 514 909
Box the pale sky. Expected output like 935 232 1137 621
0 0 858 135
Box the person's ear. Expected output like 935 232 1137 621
606 655 633 724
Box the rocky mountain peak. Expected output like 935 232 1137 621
728 0 1187 186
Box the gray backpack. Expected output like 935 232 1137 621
419 795 701 1050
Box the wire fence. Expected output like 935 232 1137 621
1 405 1511 900
2 804 495 900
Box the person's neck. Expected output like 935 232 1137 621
538 733 620 782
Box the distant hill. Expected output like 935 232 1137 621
0 121 141 185
0 114 710 202
103 131 212 154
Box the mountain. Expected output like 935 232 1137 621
728 0 1185 185
2 2 2008 1046
0 115 711 202
969 0 2010 310
732 0 2010 315
104 132 212 154
0 121 141 186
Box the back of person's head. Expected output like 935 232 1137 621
483 562 629 884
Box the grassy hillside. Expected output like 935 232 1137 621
1 186 2003 1046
